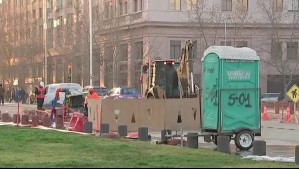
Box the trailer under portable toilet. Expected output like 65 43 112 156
201 46 260 150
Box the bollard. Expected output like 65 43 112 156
2 113 12 122
55 117 64 129
84 121 93 134
161 130 172 142
253 140 266 156
118 125 128 137
21 115 29 125
13 114 20 124
187 132 198 148
296 145 299 165
138 127 149 141
204 135 212 142
101 123 109 134
217 136 230 154
42 117 51 127
31 115 40 126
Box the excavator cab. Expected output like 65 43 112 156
145 40 198 99
146 60 180 99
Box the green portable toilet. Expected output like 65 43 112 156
201 46 260 150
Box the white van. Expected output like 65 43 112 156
43 83 82 108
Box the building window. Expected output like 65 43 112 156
103 1 115 18
288 0 299 11
120 44 128 61
187 0 197 11
236 41 248 48
39 8 43 18
119 63 128 86
273 0 283 12
105 46 114 89
134 0 138 12
56 0 62 9
133 0 143 12
33 9 36 19
220 41 232 46
170 40 181 59
287 42 298 60
119 0 123 15
135 41 144 60
271 41 282 60
139 0 143 11
222 0 232 11
170 0 181 11
67 0 72 7
67 14 73 26
238 0 248 11
124 0 128 14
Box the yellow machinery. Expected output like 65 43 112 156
144 40 198 99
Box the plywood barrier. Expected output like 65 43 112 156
100 99 165 132
88 98 200 132
87 99 102 132
164 98 201 131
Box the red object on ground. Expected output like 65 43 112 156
262 105 268 121
285 106 291 122
125 132 138 139
167 139 187 146
68 112 84 132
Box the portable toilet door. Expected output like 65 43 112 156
201 52 220 131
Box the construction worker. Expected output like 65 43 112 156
36 81 45 110
50 88 62 128
0 84 5 106
84 88 99 117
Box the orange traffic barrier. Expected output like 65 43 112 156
285 106 291 122
262 105 268 121
68 112 84 132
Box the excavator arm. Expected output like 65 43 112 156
176 40 197 98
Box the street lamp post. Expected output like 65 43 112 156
89 0 93 86
43 0 48 85
225 20 227 46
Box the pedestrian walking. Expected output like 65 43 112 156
0 84 5 106
35 81 45 110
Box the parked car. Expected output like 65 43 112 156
43 83 82 108
261 93 281 103
105 86 140 99
82 86 109 98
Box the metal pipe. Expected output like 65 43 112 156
44 0 48 85
224 21 227 46
89 0 93 86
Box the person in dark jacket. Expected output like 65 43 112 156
0 84 5 106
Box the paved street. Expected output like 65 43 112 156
0 103 298 158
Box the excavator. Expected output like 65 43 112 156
144 40 199 99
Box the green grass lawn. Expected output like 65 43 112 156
0 126 297 168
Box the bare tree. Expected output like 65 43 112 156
48 0 106 86
186 0 253 50
256 0 299 94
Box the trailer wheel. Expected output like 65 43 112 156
234 130 254 150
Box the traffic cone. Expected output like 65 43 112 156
262 105 268 121
285 106 291 122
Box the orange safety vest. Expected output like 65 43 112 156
36 87 45 99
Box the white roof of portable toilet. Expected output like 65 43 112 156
201 46 260 61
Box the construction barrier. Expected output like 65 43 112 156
88 98 200 132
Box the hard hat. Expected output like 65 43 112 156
40 81 44 88
88 88 95 94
